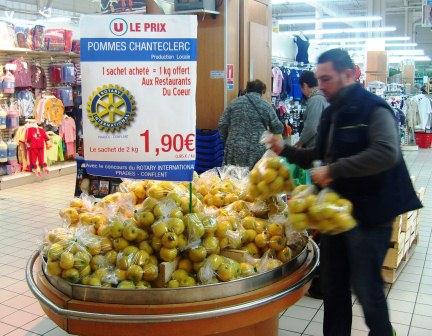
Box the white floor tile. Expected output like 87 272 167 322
283 306 317 320
393 323 410 336
388 298 416 313
408 327 432 336
295 296 323 309
388 289 418 302
389 310 413 326
411 314 432 329
303 321 323 336
413 303 432 317
278 316 309 333
278 330 301 336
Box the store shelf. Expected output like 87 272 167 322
0 161 77 190
0 47 79 58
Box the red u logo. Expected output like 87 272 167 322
114 22 124 32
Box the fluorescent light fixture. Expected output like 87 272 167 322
385 43 418 48
310 36 410 44
272 0 311 4
322 43 419 50
278 16 382 25
388 56 431 63
388 49 425 56
284 26 396 36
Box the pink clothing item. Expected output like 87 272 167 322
66 142 75 157
59 116 76 143
272 67 284 96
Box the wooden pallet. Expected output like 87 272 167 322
382 234 418 283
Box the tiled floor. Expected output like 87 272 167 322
0 150 430 336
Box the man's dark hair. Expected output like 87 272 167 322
246 79 266 94
299 71 318 88
317 48 355 72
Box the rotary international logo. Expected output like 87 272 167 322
87 84 136 132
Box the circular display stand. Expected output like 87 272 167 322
26 240 319 336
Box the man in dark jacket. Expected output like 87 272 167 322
296 71 329 148
267 49 422 336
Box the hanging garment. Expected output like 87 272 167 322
46 133 64 165
405 98 422 130
10 58 32 88
0 139 7 163
49 64 63 85
16 89 35 118
290 69 302 101
272 67 284 97
31 64 47 89
412 94 432 130
15 125 30 171
7 139 17 163
3 70 15 94
59 116 76 157
25 126 48 170
0 107 6 129
62 63 76 84
6 105 19 130
294 35 310 64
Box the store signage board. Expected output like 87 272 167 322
80 15 197 182
210 70 225 79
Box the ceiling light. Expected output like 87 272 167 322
282 26 396 36
385 43 418 48
278 16 382 25
272 0 312 4
388 49 425 56
310 36 410 44
388 56 431 63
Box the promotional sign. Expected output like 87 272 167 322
80 15 197 181
226 64 234 91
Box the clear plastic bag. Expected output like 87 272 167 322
256 250 283 273
287 185 356 235
247 149 294 200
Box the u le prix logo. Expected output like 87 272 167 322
109 17 168 35
110 18 128 36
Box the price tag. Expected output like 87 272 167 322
81 15 197 181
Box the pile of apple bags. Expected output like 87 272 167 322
42 167 307 289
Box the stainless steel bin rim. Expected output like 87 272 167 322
26 240 319 323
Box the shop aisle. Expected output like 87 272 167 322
0 150 429 336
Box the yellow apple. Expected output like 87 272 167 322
127 265 144 282
122 223 139 241
189 246 207 262
113 237 129 251
59 252 74 270
46 260 62 276
160 247 178 262
178 258 193 273
142 264 158 281
61 268 80 283
138 241 153 255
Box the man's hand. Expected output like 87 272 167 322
311 166 333 187
265 135 284 154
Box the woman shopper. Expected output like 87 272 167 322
218 79 284 170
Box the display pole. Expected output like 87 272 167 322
189 182 193 213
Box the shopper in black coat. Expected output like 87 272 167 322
266 49 422 336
